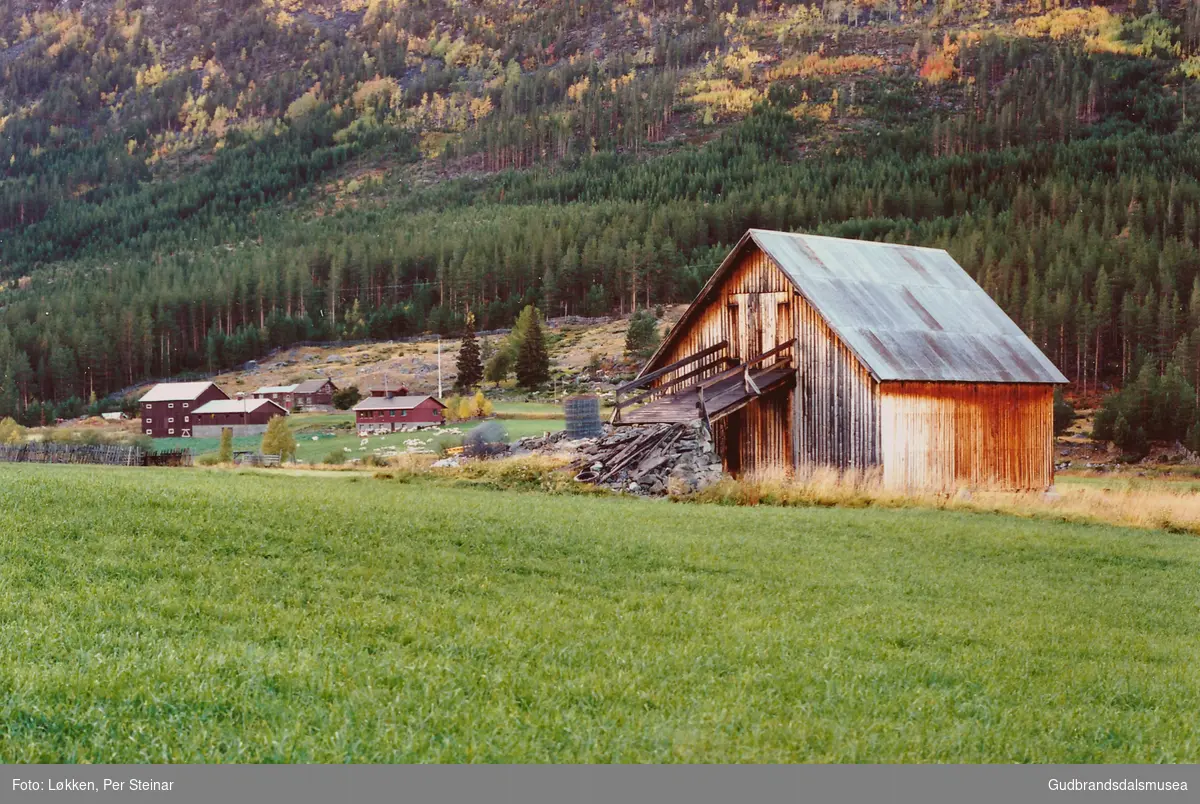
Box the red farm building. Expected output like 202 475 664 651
353 394 445 435
191 397 289 438
251 385 297 410
251 378 337 411
292 378 337 410
139 381 229 439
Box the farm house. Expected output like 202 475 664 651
615 230 1068 491
251 379 337 411
353 394 446 435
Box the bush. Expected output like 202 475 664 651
333 386 362 410
261 416 297 461
1053 389 1076 436
217 428 234 463
464 420 509 458
196 453 222 466
1093 361 1195 453
625 309 662 357
323 449 348 465
436 434 464 456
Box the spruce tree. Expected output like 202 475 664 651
514 305 550 388
455 313 483 391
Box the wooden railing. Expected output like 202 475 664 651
697 339 796 425
613 339 797 426
613 341 730 423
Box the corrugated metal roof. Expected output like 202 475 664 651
749 230 1068 384
139 381 223 402
353 395 443 411
254 385 297 394
193 399 286 415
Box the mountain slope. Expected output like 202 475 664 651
4 0 1200 432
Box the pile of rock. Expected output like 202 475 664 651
514 427 610 456
573 422 724 495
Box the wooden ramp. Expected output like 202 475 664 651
614 340 795 427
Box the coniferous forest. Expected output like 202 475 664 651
5 0 1200 449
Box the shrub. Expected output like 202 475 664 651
323 449 347 465
436 434 464 456
472 390 494 418
333 386 363 410
196 453 222 466
1053 390 1076 436
625 309 661 357
261 416 297 461
217 428 234 463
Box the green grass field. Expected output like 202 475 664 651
150 411 566 463
1 465 1197 762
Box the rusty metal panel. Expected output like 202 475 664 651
879 382 1055 491
750 230 1068 384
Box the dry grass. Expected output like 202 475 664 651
686 468 1200 536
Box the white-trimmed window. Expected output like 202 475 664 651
168 428 175 435
183 416 189 423
145 403 152 409
145 429 152 435
167 417 175 423
146 418 152 424
168 403 174 409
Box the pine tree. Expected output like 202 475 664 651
625 309 661 357
454 313 483 391
514 305 550 388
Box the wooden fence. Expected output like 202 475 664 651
0 443 193 467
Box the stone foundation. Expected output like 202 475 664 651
192 424 270 439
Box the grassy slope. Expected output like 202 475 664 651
0 465 1197 762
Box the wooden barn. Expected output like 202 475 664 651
191 397 288 438
139 381 229 439
615 230 1068 491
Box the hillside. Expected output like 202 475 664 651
7 1 1200 449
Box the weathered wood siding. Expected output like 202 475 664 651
647 246 796 475
793 291 880 472
653 247 793 374
879 382 1054 491
713 387 793 476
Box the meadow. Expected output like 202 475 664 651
149 410 567 463
0 464 1197 762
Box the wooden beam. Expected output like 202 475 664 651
615 357 735 412
618 341 729 394
745 338 796 369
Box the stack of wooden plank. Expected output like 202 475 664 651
569 422 723 495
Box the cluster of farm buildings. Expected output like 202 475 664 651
135 230 1066 493
137 378 446 439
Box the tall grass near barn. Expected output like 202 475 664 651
0 465 1197 762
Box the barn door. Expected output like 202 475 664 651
733 292 791 363
733 293 762 361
